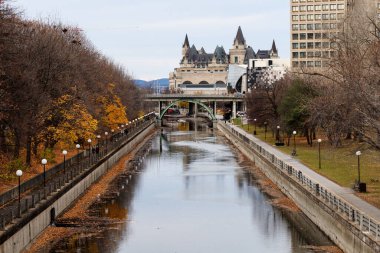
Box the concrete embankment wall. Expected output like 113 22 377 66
218 122 379 253
0 123 156 253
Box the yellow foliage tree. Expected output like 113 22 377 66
99 83 128 130
47 95 98 149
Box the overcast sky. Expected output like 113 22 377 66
13 0 290 81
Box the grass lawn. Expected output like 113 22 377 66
232 119 380 209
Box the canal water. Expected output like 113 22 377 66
48 122 334 253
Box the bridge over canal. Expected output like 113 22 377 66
144 94 245 120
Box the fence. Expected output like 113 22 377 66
0 114 156 231
221 122 380 241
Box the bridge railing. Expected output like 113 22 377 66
0 113 156 231
220 121 380 242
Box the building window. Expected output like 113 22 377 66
292 33 299 40
234 57 238 63
292 15 299 21
293 52 299 58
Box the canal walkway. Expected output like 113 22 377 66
223 122 380 243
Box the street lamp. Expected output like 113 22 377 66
62 150 67 174
292 131 297 156
105 132 109 153
356 151 361 185
317 139 322 169
253 118 257 135
276 125 280 143
87 139 92 165
41 158 47 187
16 169 22 214
264 122 268 140
76 144 80 167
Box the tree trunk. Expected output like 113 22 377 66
26 134 32 166
13 128 20 158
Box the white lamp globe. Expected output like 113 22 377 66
41 159 47 165
16 170 23 177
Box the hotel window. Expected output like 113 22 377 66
307 14 314 20
307 24 314 30
292 33 299 40
330 23 337 29
300 43 306 49
300 15 306 21
292 43 299 49
330 13 336 20
322 14 329 20
307 5 314 11
300 52 306 58
315 33 321 39
292 0 298 2
315 5 321 11
315 14 322 20
292 24 299 30
292 61 299 68
322 4 329 11
292 15 299 21
300 5 307 12
300 24 307 30
315 51 321 57
315 23 322 30
300 33 306 39
322 51 329 58
337 4 344 10
293 52 299 58
315 61 321 67
307 42 314 48
315 42 321 48
337 13 344 20
292 6 299 12
330 4 337 10
307 51 314 58
307 61 314 67
322 42 330 48
307 33 314 39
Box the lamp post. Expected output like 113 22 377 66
87 139 92 165
41 159 47 187
317 139 322 169
16 169 22 213
264 122 268 140
76 144 80 167
291 131 297 156
62 150 67 174
276 125 280 143
253 118 257 135
105 131 108 153
356 151 361 185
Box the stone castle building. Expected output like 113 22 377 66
169 27 279 94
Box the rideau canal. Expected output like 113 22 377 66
48 121 335 253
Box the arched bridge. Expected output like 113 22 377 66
144 94 245 120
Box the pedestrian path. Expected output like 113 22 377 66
228 122 380 222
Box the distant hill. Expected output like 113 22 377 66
133 78 169 90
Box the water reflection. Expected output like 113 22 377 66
47 121 334 253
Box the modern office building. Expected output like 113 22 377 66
290 0 380 70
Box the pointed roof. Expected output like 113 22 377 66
234 26 246 45
271 39 278 54
183 34 190 48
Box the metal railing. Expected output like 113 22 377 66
221 122 380 241
0 114 156 231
